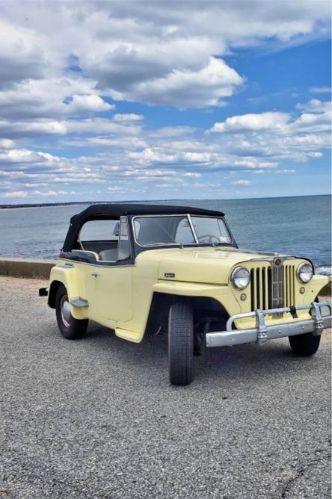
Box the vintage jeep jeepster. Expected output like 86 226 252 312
42 203 331 385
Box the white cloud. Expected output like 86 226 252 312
113 57 243 107
66 94 113 114
0 138 15 149
0 1 329 200
232 179 251 186
275 169 296 174
3 190 27 198
112 113 143 123
0 98 329 200
211 112 290 133
310 86 331 94
208 100 330 166
0 0 329 111
0 76 112 119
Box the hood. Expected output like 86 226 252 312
152 246 287 284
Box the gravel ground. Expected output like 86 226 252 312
0 276 331 498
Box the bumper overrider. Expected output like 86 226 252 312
206 301 332 348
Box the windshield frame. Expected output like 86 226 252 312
131 213 235 249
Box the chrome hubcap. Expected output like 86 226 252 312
60 296 72 328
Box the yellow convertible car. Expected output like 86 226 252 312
40 203 331 385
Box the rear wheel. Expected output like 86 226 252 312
55 285 88 340
289 332 321 356
168 300 194 386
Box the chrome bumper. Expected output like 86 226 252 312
206 301 332 348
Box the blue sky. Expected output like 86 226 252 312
0 1 330 203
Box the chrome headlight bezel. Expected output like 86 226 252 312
231 266 250 290
297 262 314 283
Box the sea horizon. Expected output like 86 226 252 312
0 195 331 277
0 192 331 210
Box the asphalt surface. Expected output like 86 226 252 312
0 276 331 498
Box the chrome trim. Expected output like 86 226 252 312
230 266 250 290
60 296 72 327
297 262 314 283
206 301 331 348
187 214 199 244
271 260 284 308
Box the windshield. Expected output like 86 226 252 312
133 215 232 247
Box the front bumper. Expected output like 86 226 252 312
206 301 331 348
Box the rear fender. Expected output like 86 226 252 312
48 263 88 320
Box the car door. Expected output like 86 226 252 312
89 264 133 323
81 217 133 323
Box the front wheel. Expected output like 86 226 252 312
289 332 321 356
168 300 194 386
55 285 88 340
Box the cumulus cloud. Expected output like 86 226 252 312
209 100 331 164
111 57 243 107
0 0 329 112
0 2 330 201
232 179 251 186
211 112 290 133
3 190 27 198
310 86 331 94
0 98 329 201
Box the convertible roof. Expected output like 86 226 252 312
62 203 224 251
72 203 224 221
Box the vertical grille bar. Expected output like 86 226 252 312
284 265 288 307
264 267 269 309
259 267 263 309
284 264 295 307
250 269 255 311
256 269 260 309
268 267 272 308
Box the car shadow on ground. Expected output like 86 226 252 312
60 320 326 387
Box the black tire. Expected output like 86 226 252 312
168 300 194 386
55 285 88 340
289 332 321 356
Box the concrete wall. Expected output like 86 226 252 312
0 258 55 279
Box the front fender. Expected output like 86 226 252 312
153 280 241 319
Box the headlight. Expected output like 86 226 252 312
231 266 250 289
297 262 313 283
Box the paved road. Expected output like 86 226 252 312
0 276 331 498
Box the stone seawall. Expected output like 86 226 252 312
0 258 54 279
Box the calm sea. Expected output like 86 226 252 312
0 195 331 275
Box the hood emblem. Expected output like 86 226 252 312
273 257 281 266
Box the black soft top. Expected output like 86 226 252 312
63 203 224 251
71 203 224 222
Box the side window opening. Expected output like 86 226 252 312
77 217 131 262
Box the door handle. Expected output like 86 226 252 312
91 273 99 278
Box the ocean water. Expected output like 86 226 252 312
0 195 330 275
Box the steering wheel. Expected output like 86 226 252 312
197 234 220 244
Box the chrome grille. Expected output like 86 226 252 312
250 263 296 311
271 261 284 308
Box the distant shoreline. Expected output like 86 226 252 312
0 193 330 209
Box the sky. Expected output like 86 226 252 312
0 0 331 204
